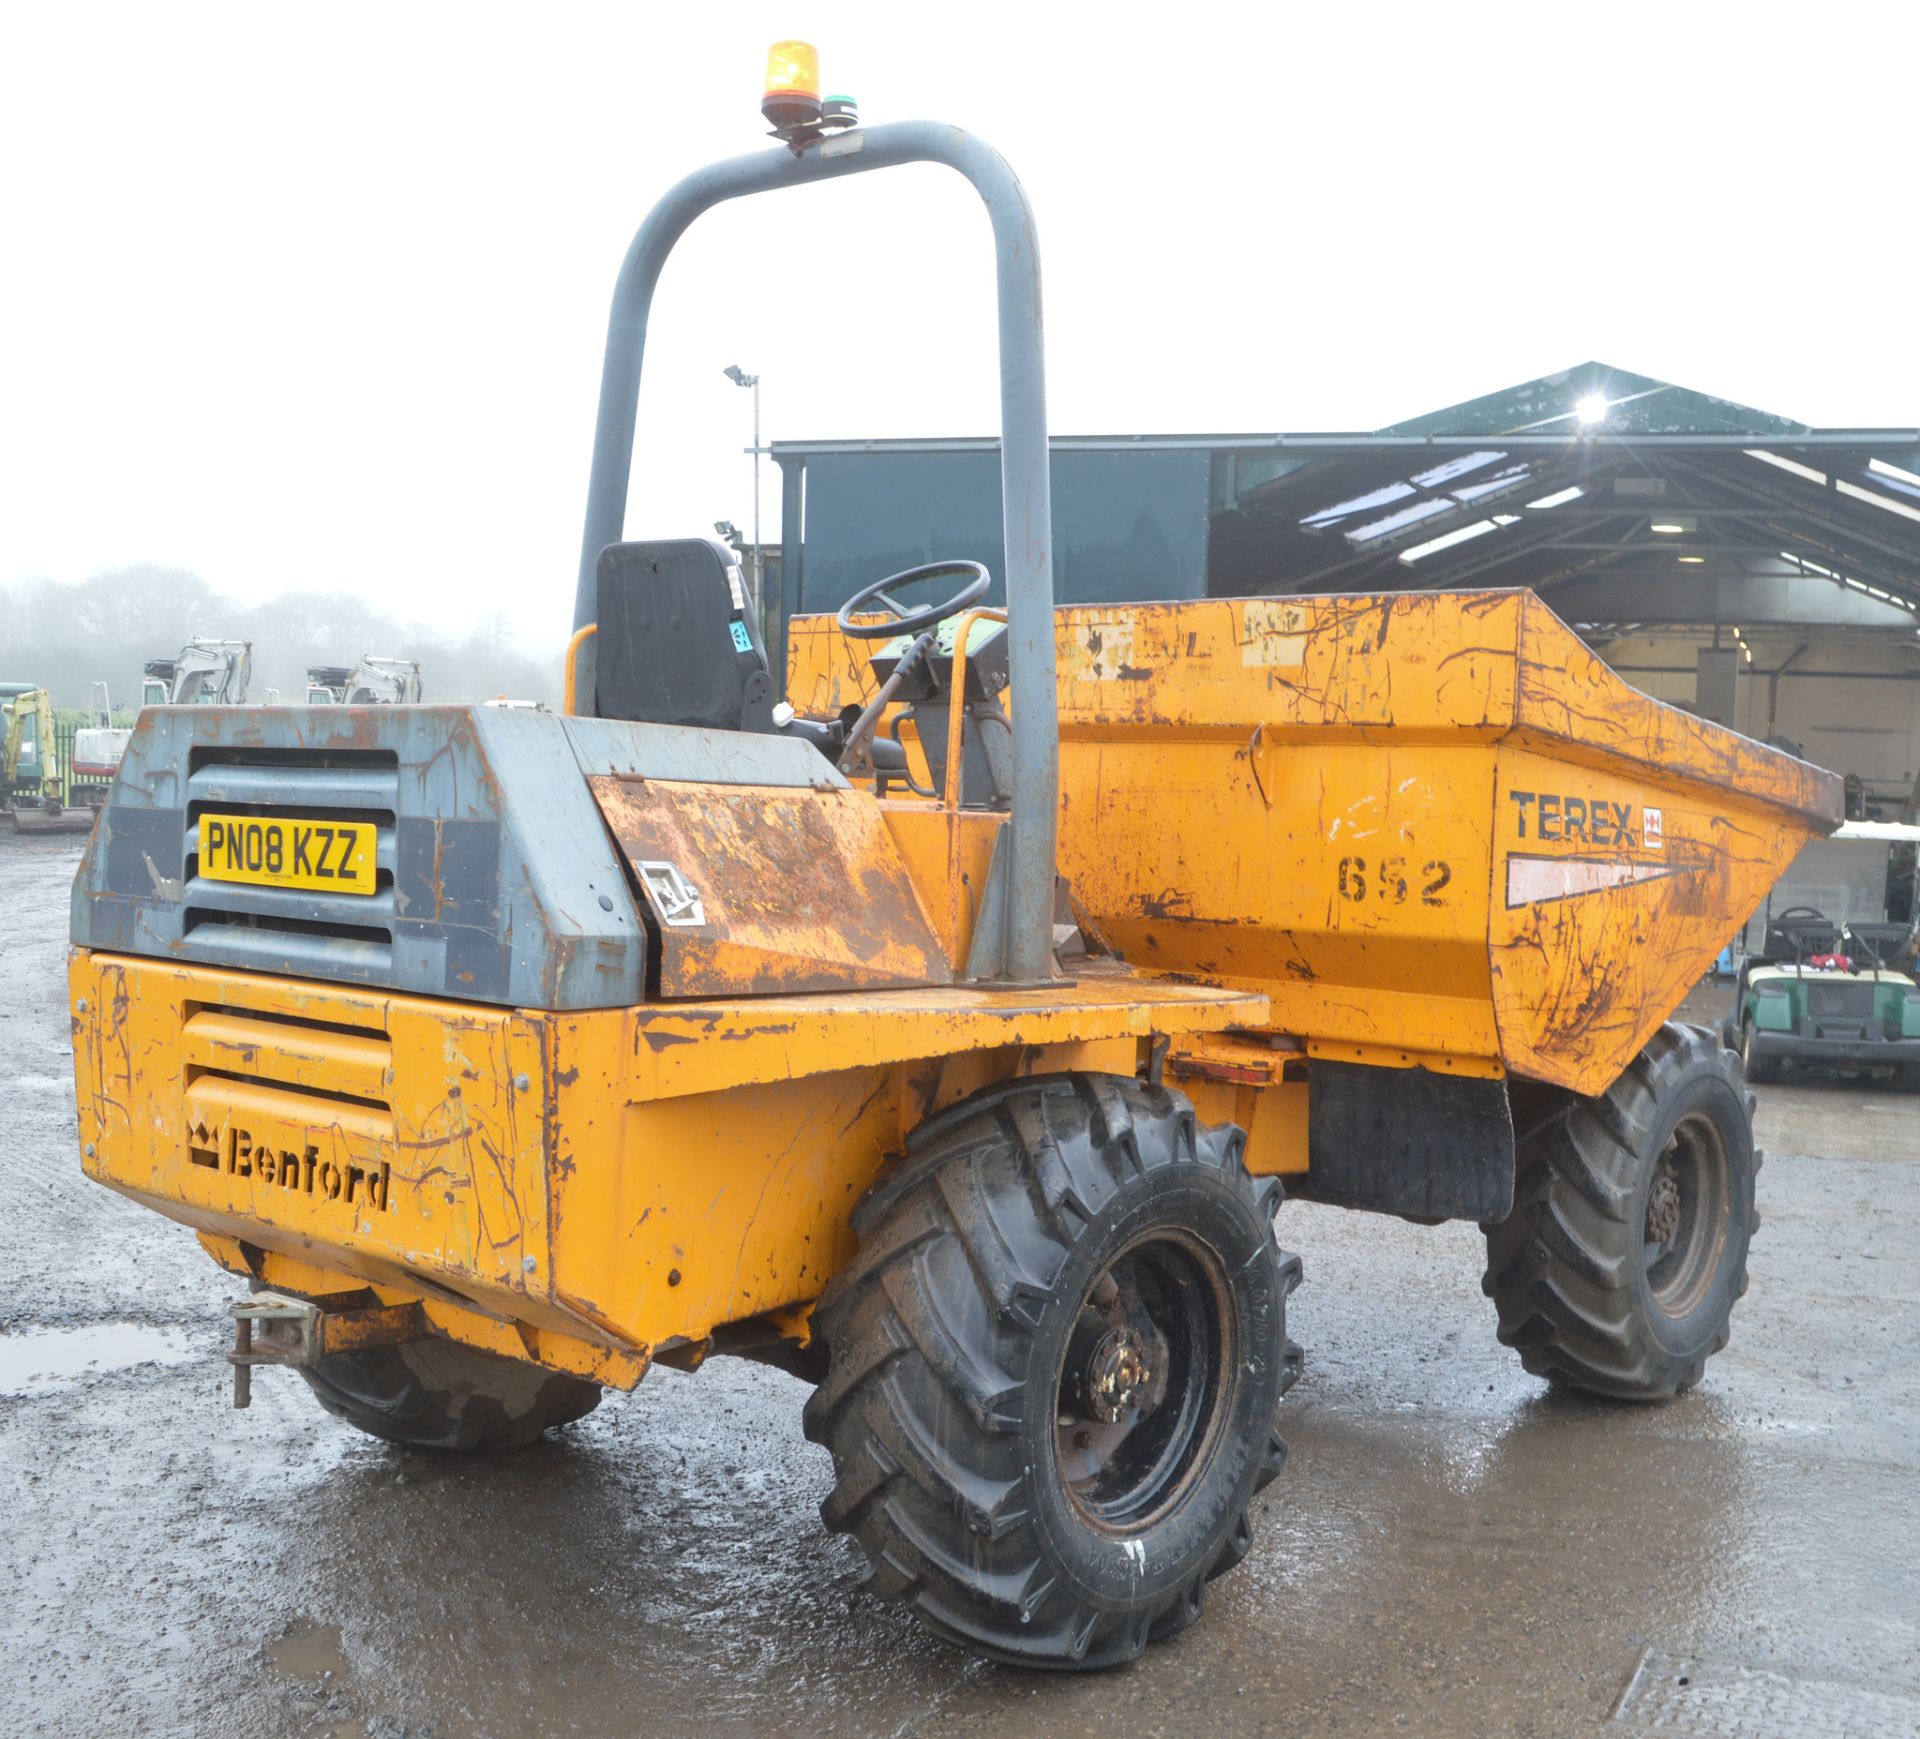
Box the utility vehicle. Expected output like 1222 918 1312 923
69 46 1839 1668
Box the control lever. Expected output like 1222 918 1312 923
838 629 937 779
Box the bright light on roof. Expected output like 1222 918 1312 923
1746 449 1827 485
1526 486 1584 509
1837 478 1920 525
1574 394 1608 425
1780 550 1920 613
1398 520 1502 564
1870 457 1920 490
1677 555 1705 564
1409 451 1507 490
1750 448 1920 520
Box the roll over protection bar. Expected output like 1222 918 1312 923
573 121 1059 984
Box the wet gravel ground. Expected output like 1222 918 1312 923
4 831 1917 1737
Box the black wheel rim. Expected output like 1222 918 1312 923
1052 1231 1232 1534
1643 1110 1731 1318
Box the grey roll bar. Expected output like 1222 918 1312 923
574 120 1058 984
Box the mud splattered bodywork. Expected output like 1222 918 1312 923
72 589 1837 1386
1043 589 1839 1095
792 588 1841 1098
67 700 1262 1383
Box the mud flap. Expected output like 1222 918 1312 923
1305 1060 1515 1223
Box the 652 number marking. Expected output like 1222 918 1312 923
1337 856 1451 906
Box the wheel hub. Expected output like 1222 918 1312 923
1642 1111 1733 1320
1052 1234 1231 1532
1645 1156 1682 1249
1082 1326 1152 1423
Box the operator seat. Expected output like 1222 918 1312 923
594 539 776 732
592 538 909 778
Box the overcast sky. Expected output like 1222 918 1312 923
4 2 1917 647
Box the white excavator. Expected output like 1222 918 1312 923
304 655 422 705
139 639 252 708
58 642 255 824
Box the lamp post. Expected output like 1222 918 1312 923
723 364 762 620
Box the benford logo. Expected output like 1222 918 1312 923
188 1118 392 1213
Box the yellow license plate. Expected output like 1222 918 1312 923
199 814 378 896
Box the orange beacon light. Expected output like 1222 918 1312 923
762 40 823 132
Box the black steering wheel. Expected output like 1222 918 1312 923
1774 906 1828 924
836 561 992 640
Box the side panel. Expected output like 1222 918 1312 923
590 776 954 994
1489 740 1825 1092
544 1013 1143 1349
1059 734 1503 1060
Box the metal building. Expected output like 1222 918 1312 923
772 363 1920 819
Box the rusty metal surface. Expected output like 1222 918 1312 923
69 703 650 1009
790 589 1841 1093
73 943 1261 1370
589 774 953 997
68 950 608 1356
1041 590 1839 1095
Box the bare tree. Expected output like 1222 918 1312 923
0 569 561 710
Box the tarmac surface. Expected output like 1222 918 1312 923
3 830 1917 1737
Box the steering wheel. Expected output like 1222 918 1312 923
836 561 992 640
1774 906 1828 924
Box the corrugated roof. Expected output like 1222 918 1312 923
774 364 1920 629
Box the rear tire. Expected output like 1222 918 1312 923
299 1338 601 1452
1740 1021 1782 1086
1483 1023 1758 1401
802 1074 1301 1669
1894 1063 1920 1094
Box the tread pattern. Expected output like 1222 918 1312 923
802 1074 1299 1669
299 1337 602 1452
1482 1022 1759 1401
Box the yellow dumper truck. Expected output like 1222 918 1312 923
68 54 1838 1668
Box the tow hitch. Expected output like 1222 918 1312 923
227 1292 425 1407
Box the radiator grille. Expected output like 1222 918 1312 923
182 748 400 980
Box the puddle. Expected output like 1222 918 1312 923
263 1620 368 1736
265 1618 350 1680
0 1322 199 1398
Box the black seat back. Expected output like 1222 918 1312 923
594 539 773 731
1843 922 1908 968
1765 917 1839 962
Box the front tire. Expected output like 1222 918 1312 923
1483 1023 1758 1401
1740 1021 1782 1085
299 1338 602 1452
802 1075 1301 1669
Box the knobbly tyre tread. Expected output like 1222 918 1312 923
802 1073 1301 1669
1483 1022 1759 1401
299 1337 602 1452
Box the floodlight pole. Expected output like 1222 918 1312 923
725 364 764 621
